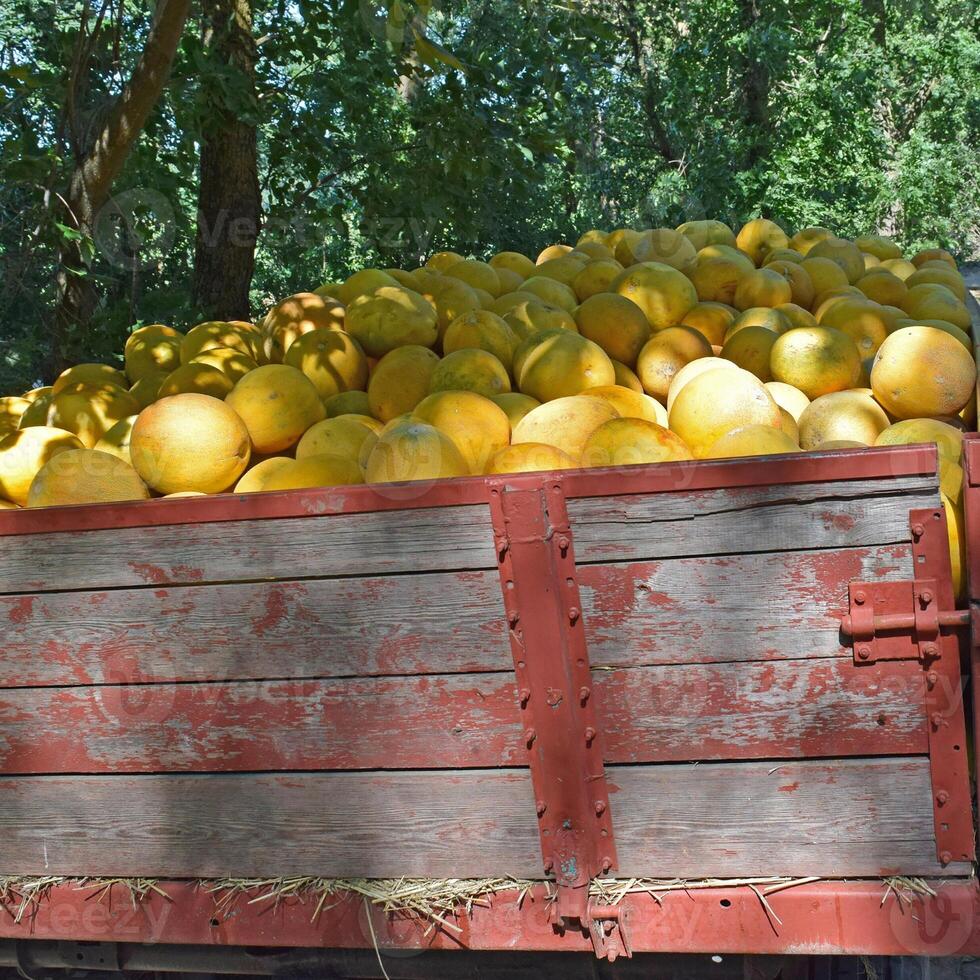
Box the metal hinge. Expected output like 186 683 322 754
841 578 970 665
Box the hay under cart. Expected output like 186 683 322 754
0 304 979 969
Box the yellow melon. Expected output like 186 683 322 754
443 311 519 369
856 271 907 307
512 396 619 459
855 235 902 261
733 268 793 310
0 427 85 505
125 324 182 382
721 326 778 381
611 360 644 392
367 346 441 422
129 394 250 494
874 418 963 462
413 391 511 474
426 251 466 273
764 381 811 422
260 453 364 491
429 349 512 398
582 386 668 426
943 494 966 601
630 229 698 272
688 256 750 306
797 389 890 450
574 293 651 365
774 303 818 330
485 443 577 474
705 424 800 458
504 300 577 339
881 258 918 280
666 357 741 412
385 268 423 291
344 286 438 357
800 256 850 297
769 327 862 399
574 241 616 262
764 261 815 309
191 346 258 382
226 364 325 454
489 251 536 279
778 409 800 444
490 291 538 317
725 307 789 339
490 392 541 429
26 449 149 507
282 328 368 399
912 248 956 269
812 440 868 451
789 226 833 255
181 321 256 364
736 219 789 265
422 276 482 339
364 420 470 483
520 276 578 312
819 299 890 357
676 219 737 251
445 259 502 297
234 456 294 493
47 383 141 448
494 267 525 294
636 326 713 401
807 238 865 283
680 302 738 346
336 269 399 305
668 368 783 458
296 416 378 463
322 390 371 418
94 415 139 464
613 263 698 330
52 363 128 395
158 363 235 400
901 284 970 330
572 260 625 302
17 390 55 427
534 254 588 287
906 267 966 301
581 417 693 468
517 331 615 401
537 243 574 264
871 327 976 418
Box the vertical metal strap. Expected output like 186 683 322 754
909 507 975 864
488 476 617 922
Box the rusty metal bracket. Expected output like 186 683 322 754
488 476 618 929
587 903 632 962
843 508 974 865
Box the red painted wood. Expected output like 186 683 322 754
0 445 937 538
581 544 912 667
0 657 926 774
1 879 977 956
0 571 509 687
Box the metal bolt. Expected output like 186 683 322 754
594 800 606 816
931 712 944 729
922 643 938 659
519 688 531 707
508 609 520 627
558 535 570 556
854 591 866 605
926 671 939 688
579 686 591 703
525 728 537 746
921 590 934 605
584 726 596 744
601 857 613 874
568 606 580 624
536 799 547 816
912 523 924 539
937 790 949 806
543 858 554 873
940 850 953 866
857 645 871 661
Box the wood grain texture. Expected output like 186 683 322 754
612 757 963 877
0 503 496 595
582 544 912 667
0 758 959 878
0 571 510 687
0 658 925 773
568 476 939 564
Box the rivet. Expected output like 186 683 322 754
508 609 520 627
543 857 554 873
854 591 866 605
857 645 871 660
525 728 537 746
937 790 949 806
921 590 934 605
584 726 596 744
579 686 591 703
941 850 953 866
536 799 547 816
558 536 570 555
519 688 531 707
922 643 938 659
601 857 612 874
568 606 580 624
926 671 939 688
912 523 924 539
594 800 606 815
931 712 944 729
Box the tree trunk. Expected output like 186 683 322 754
53 0 192 374
739 0 770 172
192 0 260 321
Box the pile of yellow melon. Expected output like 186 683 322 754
0 217 974 586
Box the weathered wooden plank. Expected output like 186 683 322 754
0 571 509 687
612 757 964 877
568 475 939 564
0 758 960 877
0 658 925 773
582 544 912 667
0 503 496 595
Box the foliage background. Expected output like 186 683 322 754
1 0 978 391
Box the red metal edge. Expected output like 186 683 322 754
962 433 980 816
1 879 978 956
0 444 938 538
